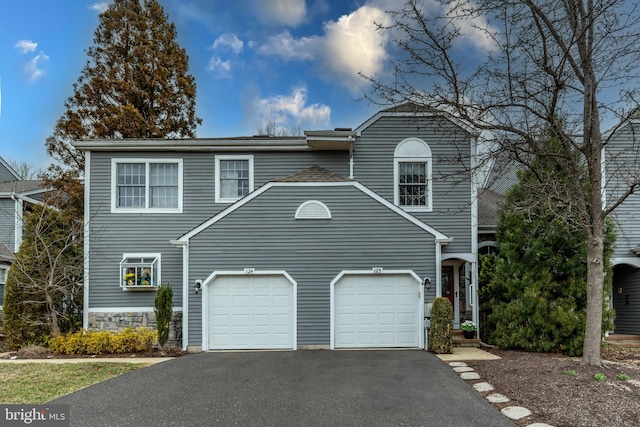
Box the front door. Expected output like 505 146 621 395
442 266 454 307
442 265 459 328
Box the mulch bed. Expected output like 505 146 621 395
466 347 640 427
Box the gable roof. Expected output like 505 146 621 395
0 156 21 182
274 165 352 182
0 242 15 263
0 180 45 195
175 166 451 243
355 102 478 137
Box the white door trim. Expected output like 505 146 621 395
330 270 424 350
202 270 297 351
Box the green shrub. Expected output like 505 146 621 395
49 328 156 355
110 327 156 353
154 284 174 346
428 297 453 354
49 330 87 354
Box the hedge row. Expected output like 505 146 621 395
49 327 156 355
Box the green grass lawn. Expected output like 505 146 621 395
0 362 148 404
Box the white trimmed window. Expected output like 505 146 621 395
0 266 7 285
394 138 432 211
120 253 160 290
112 159 183 213
215 155 254 203
295 201 332 219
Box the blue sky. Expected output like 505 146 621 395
0 0 405 170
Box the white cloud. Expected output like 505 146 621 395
252 85 331 130
256 4 392 93
444 1 498 52
206 56 232 79
89 2 110 13
257 31 318 60
253 0 307 27
211 33 244 54
25 52 49 82
14 40 37 54
320 5 391 90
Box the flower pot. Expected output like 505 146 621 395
463 330 474 339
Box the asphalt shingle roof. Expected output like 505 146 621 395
0 180 45 195
274 166 351 183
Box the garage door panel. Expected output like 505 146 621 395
335 274 419 348
358 313 375 325
208 275 294 350
378 313 396 325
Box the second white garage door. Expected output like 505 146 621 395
333 274 420 348
207 274 295 350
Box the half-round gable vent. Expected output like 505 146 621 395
295 200 332 219
394 138 431 157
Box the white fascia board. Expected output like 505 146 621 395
72 139 309 152
0 156 21 180
178 181 450 243
351 182 450 241
355 111 478 137
177 183 277 241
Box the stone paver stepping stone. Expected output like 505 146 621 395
472 382 494 392
526 423 555 427
460 372 480 380
448 362 468 367
486 393 509 403
453 366 474 373
501 406 532 420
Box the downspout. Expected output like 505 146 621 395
170 239 189 351
10 193 22 253
348 135 354 179
435 241 442 298
83 152 91 330
470 134 480 338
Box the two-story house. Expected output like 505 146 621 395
605 115 640 336
0 156 48 312
75 104 481 352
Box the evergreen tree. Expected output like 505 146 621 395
3 202 84 348
481 139 615 356
46 0 201 173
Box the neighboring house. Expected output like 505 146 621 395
605 115 640 336
0 156 48 311
74 104 483 352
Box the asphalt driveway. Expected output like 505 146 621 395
51 350 513 427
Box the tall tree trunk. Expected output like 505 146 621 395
44 287 61 337
582 229 604 366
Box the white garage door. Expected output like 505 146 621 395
334 274 420 348
208 274 294 350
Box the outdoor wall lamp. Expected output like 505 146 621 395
423 277 431 291
194 280 202 294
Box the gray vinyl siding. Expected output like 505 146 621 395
86 150 349 309
606 122 640 259
0 163 18 183
613 265 640 334
354 116 474 254
187 185 437 347
0 199 15 251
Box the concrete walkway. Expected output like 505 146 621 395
436 347 502 362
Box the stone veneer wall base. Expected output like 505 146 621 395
88 311 182 347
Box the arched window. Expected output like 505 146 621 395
394 138 432 211
295 200 332 219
